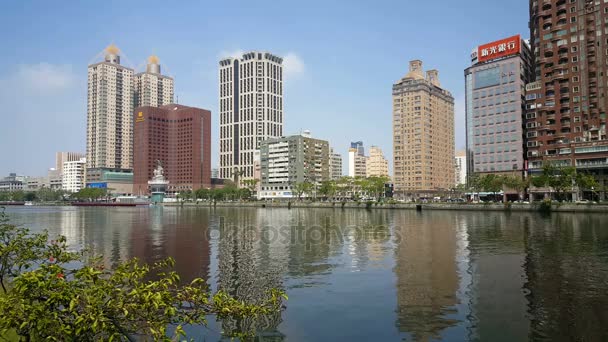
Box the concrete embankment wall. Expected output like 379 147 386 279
164 201 608 213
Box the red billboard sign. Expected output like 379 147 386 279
477 35 521 63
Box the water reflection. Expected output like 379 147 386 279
5 206 608 341
524 213 608 341
392 211 461 341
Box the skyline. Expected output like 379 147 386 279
0 0 529 176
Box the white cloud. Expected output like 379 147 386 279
283 52 304 79
4 63 76 93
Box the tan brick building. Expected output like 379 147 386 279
366 146 389 178
392 60 455 198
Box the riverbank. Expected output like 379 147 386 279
163 201 608 213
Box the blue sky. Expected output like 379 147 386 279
0 0 529 177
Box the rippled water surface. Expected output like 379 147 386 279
6 206 608 341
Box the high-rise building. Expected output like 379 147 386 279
86 44 134 173
55 152 85 176
134 55 174 108
62 158 86 193
366 146 389 178
259 131 329 199
133 104 211 196
329 148 343 180
455 150 467 186
348 147 367 178
219 51 284 184
392 60 455 198
527 0 608 200
350 141 365 156
465 35 532 181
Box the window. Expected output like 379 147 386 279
474 68 501 89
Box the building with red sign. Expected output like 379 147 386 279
133 104 211 196
464 36 533 193
526 0 608 201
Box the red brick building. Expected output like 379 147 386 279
133 104 211 196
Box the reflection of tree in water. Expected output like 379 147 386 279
524 213 608 341
392 211 460 341
216 209 286 341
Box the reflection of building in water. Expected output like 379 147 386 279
393 211 460 341
464 213 529 341
524 214 608 341
58 208 88 248
216 208 287 340
61 208 133 268
129 208 211 284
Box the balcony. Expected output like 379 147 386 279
576 158 608 168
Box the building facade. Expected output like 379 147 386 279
259 132 330 199
62 158 87 193
526 0 608 199
366 146 389 178
86 44 134 173
393 60 455 198
329 148 343 180
348 143 367 178
134 55 174 108
0 173 25 192
55 152 85 176
133 104 211 196
465 35 532 181
219 51 284 184
350 141 365 156
455 150 467 186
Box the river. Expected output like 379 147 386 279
5 206 608 341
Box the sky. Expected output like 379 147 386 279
0 0 529 177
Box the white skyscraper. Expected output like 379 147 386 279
86 44 134 171
455 150 467 186
218 51 283 183
134 55 174 108
62 158 86 193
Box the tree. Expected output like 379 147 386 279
37 188 65 202
366 176 390 201
531 163 577 201
24 192 37 202
195 188 211 201
241 179 259 194
502 175 528 201
294 182 314 200
73 188 107 202
10 191 25 202
335 177 354 201
177 190 193 202
0 210 286 340
478 174 504 201
318 181 336 200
